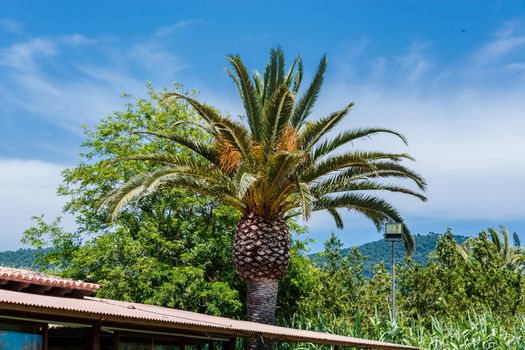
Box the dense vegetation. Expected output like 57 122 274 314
16 86 525 349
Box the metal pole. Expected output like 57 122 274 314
392 240 396 323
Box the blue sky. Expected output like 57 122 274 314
1 1 525 252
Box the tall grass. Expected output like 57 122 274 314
277 312 525 350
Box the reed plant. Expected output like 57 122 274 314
277 311 525 350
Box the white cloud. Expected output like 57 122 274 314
127 41 186 78
349 88 525 220
0 159 74 250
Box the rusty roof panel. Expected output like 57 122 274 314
0 289 417 350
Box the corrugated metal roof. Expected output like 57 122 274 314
0 289 417 350
0 267 99 293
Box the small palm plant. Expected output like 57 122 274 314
98 48 426 343
456 227 524 270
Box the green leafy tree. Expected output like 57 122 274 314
23 87 245 317
399 230 525 321
98 47 426 342
359 263 392 320
297 233 365 321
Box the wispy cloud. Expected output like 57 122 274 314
396 42 433 85
0 38 57 70
0 29 186 132
0 18 24 35
474 20 525 64
155 19 204 37
0 23 194 249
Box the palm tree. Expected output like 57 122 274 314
456 227 524 270
99 48 426 343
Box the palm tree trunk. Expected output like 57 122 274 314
233 212 290 350
246 278 279 324
246 278 278 350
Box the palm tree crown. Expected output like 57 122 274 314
99 47 426 252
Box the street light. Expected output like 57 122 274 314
384 222 403 323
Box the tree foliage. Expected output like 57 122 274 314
289 228 525 331
23 87 245 316
399 230 525 320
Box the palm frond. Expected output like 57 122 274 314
284 54 301 87
355 161 427 190
292 58 303 94
291 55 327 128
513 231 521 247
225 55 262 139
299 103 354 150
263 48 281 106
98 172 151 221
311 179 427 202
162 93 254 166
146 172 242 210
308 161 427 192
265 151 305 198
312 128 408 161
297 182 314 220
253 70 264 102
301 151 414 182
262 84 295 151
327 207 344 229
126 136 220 165
163 92 224 126
276 47 285 88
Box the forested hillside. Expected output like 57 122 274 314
0 248 49 269
311 233 468 277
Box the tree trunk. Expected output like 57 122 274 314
233 212 290 350
246 278 279 324
246 278 279 350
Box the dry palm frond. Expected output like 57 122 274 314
277 126 298 152
219 141 241 172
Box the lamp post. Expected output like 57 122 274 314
384 223 403 323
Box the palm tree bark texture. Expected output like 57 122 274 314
235 212 289 325
99 47 427 350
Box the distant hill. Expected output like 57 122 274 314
0 248 50 269
311 233 469 278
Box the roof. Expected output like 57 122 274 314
0 267 99 297
0 288 417 350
